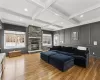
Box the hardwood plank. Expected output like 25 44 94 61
2 53 100 80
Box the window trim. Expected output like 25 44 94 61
42 34 52 47
4 30 26 49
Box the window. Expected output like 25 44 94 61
54 34 59 46
4 30 26 49
43 34 52 47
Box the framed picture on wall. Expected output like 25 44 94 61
72 32 78 40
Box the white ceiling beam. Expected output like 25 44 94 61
68 3 100 19
27 0 80 24
42 27 56 31
0 7 32 20
26 0 44 8
42 20 62 29
31 0 58 20
49 5 80 24
35 19 63 28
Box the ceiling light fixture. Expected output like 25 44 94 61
20 18 23 21
55 13 59 16
24 8 28 12
61 22 63 24
80 15 83 18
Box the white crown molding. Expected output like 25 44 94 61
1 18 28 27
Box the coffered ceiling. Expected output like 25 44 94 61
0 0 100 31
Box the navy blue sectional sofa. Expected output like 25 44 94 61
40 46 89 72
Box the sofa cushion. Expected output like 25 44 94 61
50 46 62 51
74 50 87 57
49 54 74 71
50 54 73 62
41 51 57 56
61 47 73 53
56 51 74 56
40 51 58 63
72 47 77 52
74 55 85 59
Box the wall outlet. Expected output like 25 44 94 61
93 52 95 55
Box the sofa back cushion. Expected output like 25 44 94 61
74 49 88 57
61 47 74 53
50 46 62 51
57 51 74 56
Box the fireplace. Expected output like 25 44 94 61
28 26 42 53
31 44 39 50
28 38 41 51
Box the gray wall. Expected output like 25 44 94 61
54 21 100 57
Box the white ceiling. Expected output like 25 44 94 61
0 0 100 31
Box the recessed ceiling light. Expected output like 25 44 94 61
55 13 59 16
61 22 63 24
80 15 83 18
20 18 23 21
24 8 28 12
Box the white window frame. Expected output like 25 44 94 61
4 30 26 49
42 34 52 47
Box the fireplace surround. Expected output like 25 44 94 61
28 25 42 53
